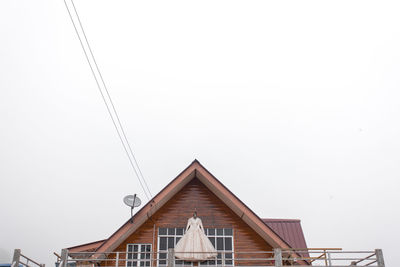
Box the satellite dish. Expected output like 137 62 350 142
124 194 141 208
123 194 141 223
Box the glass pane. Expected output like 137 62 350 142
134 245 138 252
145 262 150 267
159 253 166 259
176 228 184 235
225 237 232 251
159 228 167 235
159 253 166 266
128 245 133 252
133 252 138 260
203 228 208 235
140 261 144 267
146 253 150 259
226 252 233 265
127 262 132 267
216 229 223 236
160 237 167 250
224 228 233 236
168 228 175 235
208 229 215 235
176 237 181 244
175 260 183 265
208 237 215 247
168 237 174 249
217 237 223 250
132 262 137 267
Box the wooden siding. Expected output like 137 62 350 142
105 177 274 266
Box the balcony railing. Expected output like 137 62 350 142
11 249 45 267
57 248 385 267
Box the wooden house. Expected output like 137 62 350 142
63 160 309 266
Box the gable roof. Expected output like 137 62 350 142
92 160 293 253
68 160 308 255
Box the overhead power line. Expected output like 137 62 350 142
63 0 152 200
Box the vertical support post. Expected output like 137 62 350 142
152 224 156 267
11 249 21 267
327 252 332 266
59 249 68 267
116 252 119 267
222 251 225 267
274 248 282 267
167 248 174 267
375 249 385 267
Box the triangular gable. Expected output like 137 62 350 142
95 160 292 253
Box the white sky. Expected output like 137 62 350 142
1 0 399 266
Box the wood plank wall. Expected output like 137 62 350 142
104 178 274 266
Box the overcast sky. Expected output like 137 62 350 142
1 0 399 266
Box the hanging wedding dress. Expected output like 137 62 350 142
174 216 218 261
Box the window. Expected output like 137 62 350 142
127 244 152 267
158 228 191 267
158 228 233 266
201 228 233 266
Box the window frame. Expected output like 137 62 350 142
157 227 192 267
201 228 235 266
157 227 234 267
126 243 152 267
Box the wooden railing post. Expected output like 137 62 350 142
323 249 328 266
274 248 282 267
11 249 21 267
167 248 175 267
375 249 385 267
59 249 68 267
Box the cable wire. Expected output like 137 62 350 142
63 0 152 200
69 0 152 199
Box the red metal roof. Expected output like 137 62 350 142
262 218 308 258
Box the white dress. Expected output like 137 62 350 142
174 217 218 261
